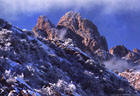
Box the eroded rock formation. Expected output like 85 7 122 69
109 45 129 57
33 11 108 56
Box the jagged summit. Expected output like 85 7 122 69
57 11 99 36
59 11 81 19
33 11 108 57
33 15 55 39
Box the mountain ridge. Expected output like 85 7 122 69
0 11 140 96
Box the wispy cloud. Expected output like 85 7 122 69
0 0 140 18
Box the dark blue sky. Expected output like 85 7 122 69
0 0 140 50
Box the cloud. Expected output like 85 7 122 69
104 57 140 73
104 57 131 72
0 0 140 18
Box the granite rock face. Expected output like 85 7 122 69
57 11 108 52
33 16 55 39
33 11 108 56
0 17 140 96
32 12 140 94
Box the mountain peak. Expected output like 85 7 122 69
57 11 98 35
33 11 108 56
33 15 55 38
63 11 80 18
57 11 108 52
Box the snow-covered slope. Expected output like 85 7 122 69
0 18 140 96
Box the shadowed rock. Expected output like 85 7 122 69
0 18 12 30
33 11 108 56
33 16 55 39
57 11 108 52
109 45 129 57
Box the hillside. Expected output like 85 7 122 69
0 11 140 96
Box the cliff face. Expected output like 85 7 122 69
32 12 140 64
33 16 55 39
57 12 108 51
0 11 140 96
33 12 108 57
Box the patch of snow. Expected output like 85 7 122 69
28 90 41 96
85 59 96 65
84 70 94 76
26 64 35 72
8 90 16 96
22 90 27 94
5 70 11 76
6 77 16 83
20 39 27 42
56 80 76 92
22 29 27 31
68 83 76 91
17 73 24 79
5 42 11 47
63 38 74 47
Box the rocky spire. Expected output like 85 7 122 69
33 11 108 56
57 11 108 52
33 16 55 39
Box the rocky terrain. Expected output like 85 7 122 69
110 45 140 65
0 11 140 96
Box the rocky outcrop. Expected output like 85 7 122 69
125 51 140 63
120 71 140 91
109 45 140 65
57 11 108 52
109 45 129 57
94 49 112 61
0 18 140 96
33 11 108 56
33 16 55 39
